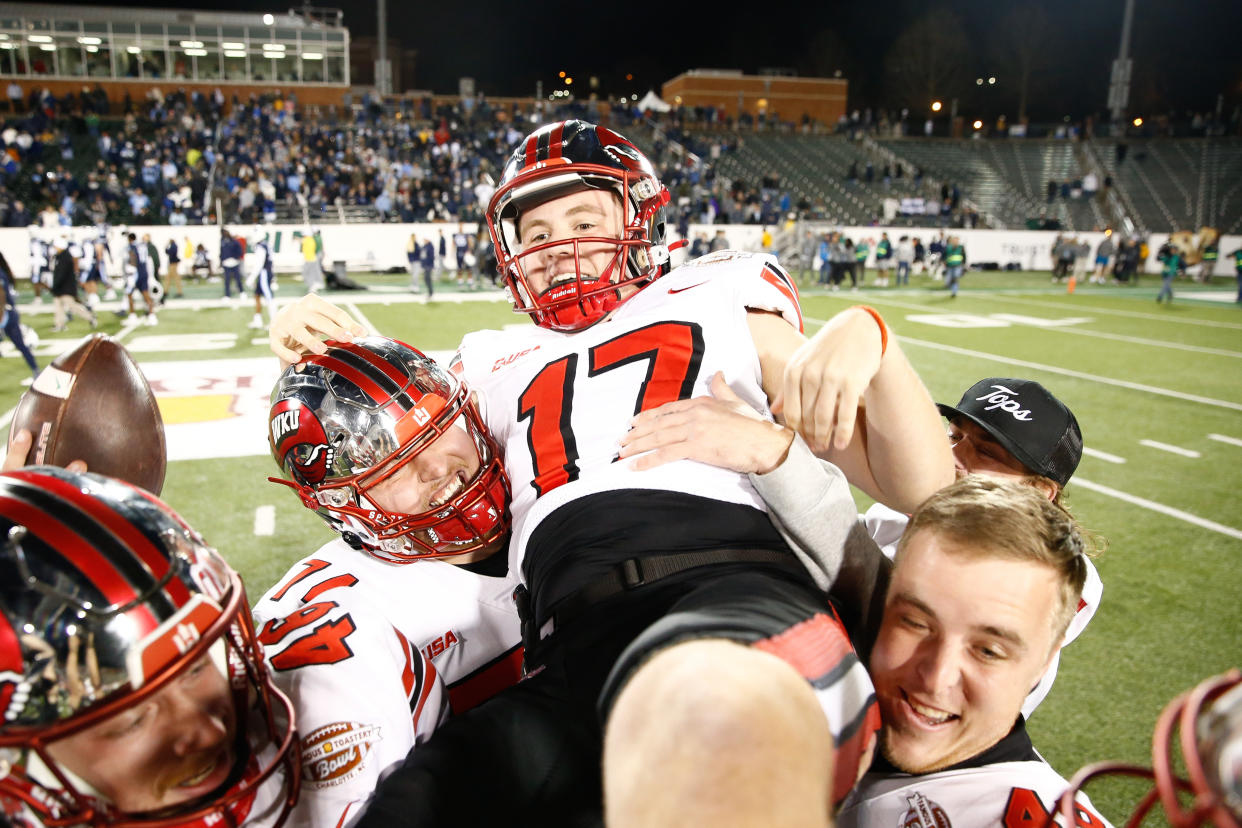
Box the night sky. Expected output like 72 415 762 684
43 0 1242 121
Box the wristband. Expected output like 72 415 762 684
854 305 888 357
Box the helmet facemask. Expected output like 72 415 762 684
487 122 671 333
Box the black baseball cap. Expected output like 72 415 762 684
937 378 1083 486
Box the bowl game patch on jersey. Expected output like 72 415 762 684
300 721 382 789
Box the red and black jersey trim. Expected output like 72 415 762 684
446 642 523 714
758 263 803 333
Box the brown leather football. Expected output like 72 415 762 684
12 334 167 494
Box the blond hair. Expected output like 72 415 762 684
896 476 1089 646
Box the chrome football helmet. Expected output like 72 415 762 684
1050 670 1241 828
486 120 672 332
268 337 510 564
0 467 299 827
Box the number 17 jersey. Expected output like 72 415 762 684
455 251 803 574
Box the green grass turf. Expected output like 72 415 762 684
4 267 1239 823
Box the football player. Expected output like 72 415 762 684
124 232 158 326
258 337 522 827
270 120 953 827
624 373 1103 717
0 467 298 827
839 477 1111 828
622 391 1115 827
248 228 275 330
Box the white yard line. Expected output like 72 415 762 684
1071 476 1242 540
1083 447 1126 464
254 505 276 536
1139 439 1201 458
1011 325 1242 358
823 298 1242 357
1208 433 1242 448
888 335 1242 413
981 294 1242 330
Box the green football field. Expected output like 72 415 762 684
3 266 1239 822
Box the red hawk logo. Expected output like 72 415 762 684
270 398 334 485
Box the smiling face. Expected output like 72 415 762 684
366 419 482 517
869 530 1060 773
514 187 630 303
47 653 236 814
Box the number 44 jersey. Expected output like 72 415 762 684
455 250 803 573
251 539 524 827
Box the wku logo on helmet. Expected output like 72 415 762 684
270 398 334 485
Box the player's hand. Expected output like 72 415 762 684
619 372 794 474
3 429 87 473
269 294 367 366
771 307 884 455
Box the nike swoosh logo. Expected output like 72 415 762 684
668 282 708 294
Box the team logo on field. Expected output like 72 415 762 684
269 398 335 485
900 792 951 828
300 721 382 788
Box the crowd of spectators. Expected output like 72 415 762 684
0 83 217 229
1 83 1234 235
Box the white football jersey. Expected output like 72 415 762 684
839 752 1113 828
456 250 803 572
252 538 523 828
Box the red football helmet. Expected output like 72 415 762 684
0 467 299 827
486 120 672 332
1049 670 1242 828
268 336 510 564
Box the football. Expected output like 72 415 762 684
11 334 167 494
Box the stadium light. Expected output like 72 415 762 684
931 100 942 112
263 13 275 25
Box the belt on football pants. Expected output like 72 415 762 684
513 547 805 662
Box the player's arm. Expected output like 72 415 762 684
268 293 368 366
749 306 953 513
